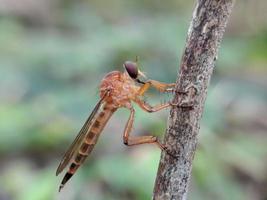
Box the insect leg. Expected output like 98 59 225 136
138 80 175 96
134 99 171 113
123 106 166 151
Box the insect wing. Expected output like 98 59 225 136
56 93 107 175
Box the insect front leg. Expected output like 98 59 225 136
171 83 200 110
138 80 175 96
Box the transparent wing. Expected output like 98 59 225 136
56 92 107 175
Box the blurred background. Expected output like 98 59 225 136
0 0 267 200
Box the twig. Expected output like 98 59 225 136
153 0 235 199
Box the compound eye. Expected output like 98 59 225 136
124 61 138 79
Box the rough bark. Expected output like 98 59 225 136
153 0 235 199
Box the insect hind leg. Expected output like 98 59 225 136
122 106 167 151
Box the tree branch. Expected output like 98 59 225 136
153 0 235 199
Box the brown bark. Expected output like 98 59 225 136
153 0 235 199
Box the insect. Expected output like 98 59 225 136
56 61 176 191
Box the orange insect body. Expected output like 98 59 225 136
100 71 140 108
56 61 175 191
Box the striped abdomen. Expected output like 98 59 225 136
59 104 116 191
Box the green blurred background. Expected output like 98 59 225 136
0 0 267 200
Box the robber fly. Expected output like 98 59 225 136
56 61 176 191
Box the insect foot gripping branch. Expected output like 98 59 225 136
170 81 201 111
56 60 176 191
